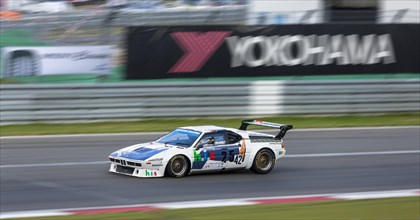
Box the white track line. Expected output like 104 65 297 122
0 161 108 169
156 200 255 209
1 150 418 169
0 211 70 219
1 126 418 139
1 189 418 219
331 190 420 200
284 150 420 158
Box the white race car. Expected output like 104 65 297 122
109 120 292 178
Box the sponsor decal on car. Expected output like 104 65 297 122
279 150 285 156
239 139 246 161
145 170 158 177
204 162 224 169
194 149 215 162
149 158 163 161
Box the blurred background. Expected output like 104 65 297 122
0 1 419 219
0 0 419 123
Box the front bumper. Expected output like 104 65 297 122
108 157 165 178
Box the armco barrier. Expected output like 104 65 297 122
0 79 419 124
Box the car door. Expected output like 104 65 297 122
192 131 229 171
223 131 247 169
191 131 246 171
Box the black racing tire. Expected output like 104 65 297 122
251 149 275 174
165 155 188 178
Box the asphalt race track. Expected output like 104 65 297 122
1 127 419 212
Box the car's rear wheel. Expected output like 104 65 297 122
166 155 188 178
251 149 275 174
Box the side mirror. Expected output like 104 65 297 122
196 144 204 149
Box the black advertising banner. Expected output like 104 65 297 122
126 24 420 79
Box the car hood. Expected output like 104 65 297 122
110 142 170 161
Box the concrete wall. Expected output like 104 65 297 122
248 0 419 24
248 0 323 24
379 0 420 23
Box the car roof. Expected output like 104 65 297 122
180 125 228 133
180 125 273 138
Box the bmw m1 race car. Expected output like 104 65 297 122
109 120 292 178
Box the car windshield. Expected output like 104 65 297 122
156 129 201 148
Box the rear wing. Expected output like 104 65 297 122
239 120 293 139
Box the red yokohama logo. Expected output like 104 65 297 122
169 31 232 73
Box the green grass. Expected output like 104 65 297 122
10 197 420 220
2 72 419 84
0 78 20 84
0 29 48 47
122 73 420 83
1 113 419 136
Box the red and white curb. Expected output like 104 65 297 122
1 189 419 219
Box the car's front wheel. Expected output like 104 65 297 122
165 155 188 178
251 149 275 174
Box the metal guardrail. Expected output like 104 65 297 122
1 79 419 124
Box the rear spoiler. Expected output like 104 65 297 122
239 120 293 139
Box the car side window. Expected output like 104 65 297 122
199 132 226 146
226 131 242 144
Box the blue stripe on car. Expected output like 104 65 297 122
121 147 168 160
